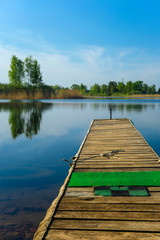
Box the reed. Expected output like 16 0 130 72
0 88 83 99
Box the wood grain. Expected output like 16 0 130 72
45 230 160 240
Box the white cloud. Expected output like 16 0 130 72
0 37 160 89
118 49 135 59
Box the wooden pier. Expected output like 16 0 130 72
34 118 160 240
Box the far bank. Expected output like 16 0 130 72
0 88 160 100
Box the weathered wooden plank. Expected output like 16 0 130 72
78 155 158 160
65 191 94 197
75 164 160 172
57 202 160 212
81 148 154 151
91 127 135 130
88 131 141 134
74 167 160 172
86 139 145 142
149 187 160 191
85 141 146 144
82 143 151 146
45 229 160 240
62 194 160 204
80 150 154 154
86 138 145 141
91 124 135 127
81 148 153 152
76 158 158 163
54 210 160 221
49 219 160 232
77 160 158 163
75 163 159 167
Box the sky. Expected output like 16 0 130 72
0 0 160 88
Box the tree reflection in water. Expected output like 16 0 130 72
0 100 157 139
0 101 53 139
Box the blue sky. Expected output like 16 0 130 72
0 0 160 88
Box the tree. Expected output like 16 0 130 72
71 83 87 94
71 84 80 90
31 59 43 86
131 81 143 93
24 56 33 85
147 87 152 94
79 83 87 94
151 84 156 94
117 82 126 93
108 81 117 95
142 83 148 94
126 81 132 93
24 56 43 86
90 83 100 95
8 55 24 86
100 84 108 95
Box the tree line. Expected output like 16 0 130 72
70 81 160 95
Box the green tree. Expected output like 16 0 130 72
31 59 43 86
90 83 100 95
71 84 80 90
24 56 34 85
71 83 87 94
151 84 156 94
79 83 87 94
147 87 152 94
142 83 148 94
100 84 108 95
108 81 117 95
131 81 143 93
8 55 24 86
24 56 43 86
117 82 126 93
126 81 132 93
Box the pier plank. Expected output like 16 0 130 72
54 210 160 221
49 219 160 232
46 230 160 240
75 167 160 172
62 194 160 204
57 202 160 212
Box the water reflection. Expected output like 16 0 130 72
90 102 156 112
43 101 157 113
0 100 159 140
0 101 53 139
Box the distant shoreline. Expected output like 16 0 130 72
84 94 160 99
0 94 160 100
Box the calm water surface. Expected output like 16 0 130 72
0 99 160 239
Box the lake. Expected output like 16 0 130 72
0 99 160 239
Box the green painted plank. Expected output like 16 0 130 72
68 171 160 187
